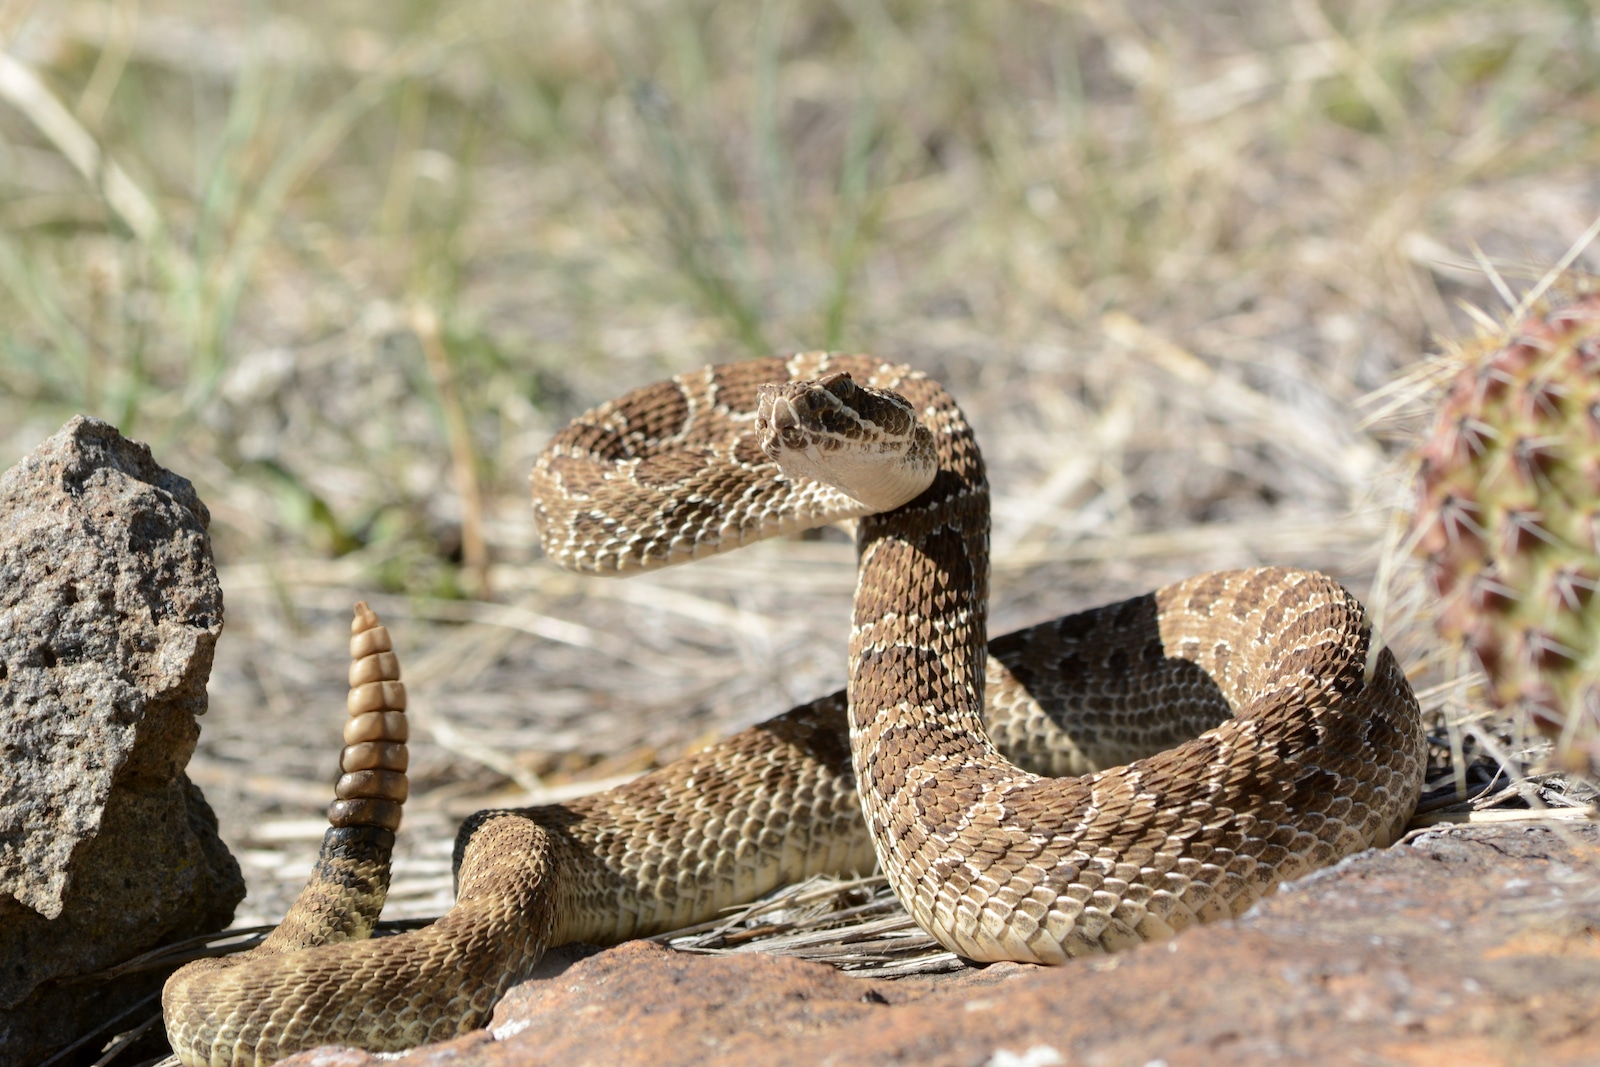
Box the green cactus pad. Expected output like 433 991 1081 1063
1411 289 1600 774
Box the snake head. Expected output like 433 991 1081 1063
755 371 937 512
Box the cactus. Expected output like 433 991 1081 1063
1409 287 1600 775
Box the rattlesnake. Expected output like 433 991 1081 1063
163 354 1425 1065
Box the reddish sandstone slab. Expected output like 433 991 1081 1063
284 822 1600 1067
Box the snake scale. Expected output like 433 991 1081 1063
163 354 1426 1065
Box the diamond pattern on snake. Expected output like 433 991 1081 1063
163 354 1425 1066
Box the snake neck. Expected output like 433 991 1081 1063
847 379 995 814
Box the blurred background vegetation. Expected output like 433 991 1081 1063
1 0 1597 924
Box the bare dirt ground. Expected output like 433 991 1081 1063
2 1 1598 1060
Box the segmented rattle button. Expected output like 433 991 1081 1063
328 798 402 832
348 680 407 715
336 768 409 803
344 710 409 745
342 740 409 773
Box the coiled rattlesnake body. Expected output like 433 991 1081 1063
163 354 1425 1065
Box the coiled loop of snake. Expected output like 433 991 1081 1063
162 354 1424 1065
757 361 1423 964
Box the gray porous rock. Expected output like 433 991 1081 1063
0 416 244 1063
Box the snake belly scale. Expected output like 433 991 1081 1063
162 354 1425 1065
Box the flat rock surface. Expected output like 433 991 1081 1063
0 417 243 1061
282 821 1600 1067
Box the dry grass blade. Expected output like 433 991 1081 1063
34 993 160 1067
64 926 276 985
1512 211 1600 320
73 917 442 991
0 50 160 240
90 1012 163 1067
1406 806 1596 829
185 755 336 810
411 303 490 599
656 874 964 977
